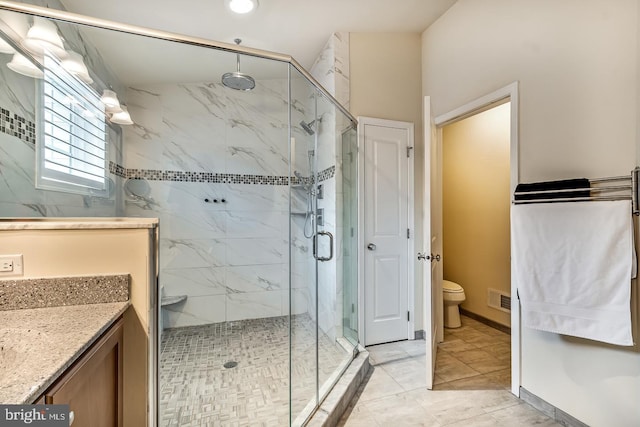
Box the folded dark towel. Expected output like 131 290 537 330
514 178 590 200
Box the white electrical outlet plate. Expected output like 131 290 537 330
0 254 23 277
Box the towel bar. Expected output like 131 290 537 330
513 167 640 215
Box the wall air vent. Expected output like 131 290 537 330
488 288 511 313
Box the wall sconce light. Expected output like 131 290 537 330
7 52 43 79
100 89 121 111
22 17 66 58
61 51 93 84
110 104 133 125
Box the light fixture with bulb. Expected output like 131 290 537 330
100 89 121 111
227 0 258 14
61 51 93 84
7 52 43 79
110 105 133 125
22 17 67 58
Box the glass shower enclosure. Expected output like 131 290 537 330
0 1 359 425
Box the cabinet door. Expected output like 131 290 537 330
46 318 123 427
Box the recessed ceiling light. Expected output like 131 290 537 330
227 0 258 14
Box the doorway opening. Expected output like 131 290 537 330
434 101 512 389
425 82 519 394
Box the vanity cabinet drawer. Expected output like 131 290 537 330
44 317 123 427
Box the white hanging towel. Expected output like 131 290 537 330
512 200 634 346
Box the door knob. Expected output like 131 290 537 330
431 254 441 262
367 243 376 251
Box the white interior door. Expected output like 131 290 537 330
363 119 412 346
422 96 443 389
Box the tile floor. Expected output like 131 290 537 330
339 315 561 426
159 314 350 426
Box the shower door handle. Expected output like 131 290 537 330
313 231 334 262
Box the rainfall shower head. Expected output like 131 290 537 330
300 119 320 136
222 39 255 91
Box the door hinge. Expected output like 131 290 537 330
407 228 410 239
407 146 413 158
407 311 410 321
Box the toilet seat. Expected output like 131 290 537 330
443 280 464 293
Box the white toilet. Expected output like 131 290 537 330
443 280 466 328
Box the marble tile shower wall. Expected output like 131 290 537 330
124 79 323 327
0 5 124 218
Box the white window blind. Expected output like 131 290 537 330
36 53 107 196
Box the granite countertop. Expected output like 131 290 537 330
0 217 158 230
0 301 129 404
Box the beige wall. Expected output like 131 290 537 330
423 1 639 426
350 32 425 329
0 227 155 426
442 103 511 326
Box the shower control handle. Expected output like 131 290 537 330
367 243 376 251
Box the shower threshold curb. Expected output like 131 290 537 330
305 349 371 427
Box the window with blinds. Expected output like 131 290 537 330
36 53 107 196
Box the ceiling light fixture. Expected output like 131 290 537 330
227 0 258 14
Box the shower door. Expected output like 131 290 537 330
289 71 358 425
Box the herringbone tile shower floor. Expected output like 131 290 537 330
159 314 348 426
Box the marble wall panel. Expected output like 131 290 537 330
162 267 226 297
226 291 283 321
164 294 226 327
226 237 286 266
226 264 283 293
160 238 226 270
225 210 283 239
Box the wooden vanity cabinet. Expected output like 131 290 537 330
43 317 123 427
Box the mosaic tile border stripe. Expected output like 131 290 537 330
0 108 36 145
109 161 127 178
110 163 336 186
